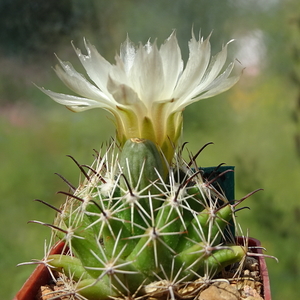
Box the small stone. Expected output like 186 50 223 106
243 284 263 298
245 257 259 272
39 285 54 300
198 282 240 300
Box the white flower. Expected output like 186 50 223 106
40 30 239 163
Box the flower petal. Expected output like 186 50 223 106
54 58 111 102
107 76 142 106
159 31 183 98
173 32 211 101
120 36 137 74
202 61 236 91
74 39 112 94
175 63 240 111
109 56 131 87
130 40 165 105
197 73 240 99
195 42 231 93
176 45 235 108
39 87 114 112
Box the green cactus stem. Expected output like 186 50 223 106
40 139 257 300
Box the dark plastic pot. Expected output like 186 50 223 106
14 237 271 300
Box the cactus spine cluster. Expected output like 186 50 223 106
40 137 253 300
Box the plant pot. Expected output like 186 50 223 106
13 237 271 300
236 237 272 300
13 241 66 300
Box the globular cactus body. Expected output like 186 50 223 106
46 138 249 299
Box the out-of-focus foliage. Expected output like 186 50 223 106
1 0 300 299
0 0 76 57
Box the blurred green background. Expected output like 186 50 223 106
1 0 300 299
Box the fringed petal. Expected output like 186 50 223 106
120 36 137 74
173 33 211 101
39 87 114 112
159 31 183 98
74 39 112 94
54 59 111 102
130 41 165 105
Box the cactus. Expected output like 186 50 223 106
31 137 260 300
25 30 265 299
